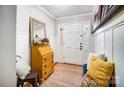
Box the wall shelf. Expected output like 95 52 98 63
92 5 120 33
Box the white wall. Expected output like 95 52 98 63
55 14 93 63
16 5 56 65
94 7 124 87
94 8 124 58
0 5 16 87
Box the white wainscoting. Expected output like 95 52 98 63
94 31 105 55
104 29 113 61
113 24 124 86
94 21 124 87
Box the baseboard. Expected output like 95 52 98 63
54 62 82 67
54 62 59 66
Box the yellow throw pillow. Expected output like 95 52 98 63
86 56 114 87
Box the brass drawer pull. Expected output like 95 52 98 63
44 72 47 74
44 65 47 68
44 58 47 61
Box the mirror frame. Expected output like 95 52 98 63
29 17 46 46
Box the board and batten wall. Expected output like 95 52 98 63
0 5 16 87
94 8 124 87
55 14 94 63
16 5 56 65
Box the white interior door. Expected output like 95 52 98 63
61 22 90 65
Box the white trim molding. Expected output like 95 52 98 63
56 13 93 20
33 5 94 21
35 5 57 20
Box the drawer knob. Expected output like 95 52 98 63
44 72 47 74
44 58 47 61
44 65 47 67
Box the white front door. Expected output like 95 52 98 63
60 22 90 65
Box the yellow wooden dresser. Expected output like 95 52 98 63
31 44 54 84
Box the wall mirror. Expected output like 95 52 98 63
30 17 46 46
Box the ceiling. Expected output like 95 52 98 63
41 5 95 19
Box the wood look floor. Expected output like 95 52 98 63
41 63 82 87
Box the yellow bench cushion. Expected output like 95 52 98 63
86 56 114 87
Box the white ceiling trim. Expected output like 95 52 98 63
36 6 57 20
56 13 93 20
36 5 94 20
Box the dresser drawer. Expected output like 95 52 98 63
39 65 54 83
42 60 53 70
42 53 53 63
44 66 54 80
42 65 53 78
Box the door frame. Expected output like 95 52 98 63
58 20 91 65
